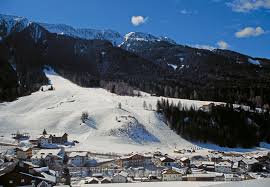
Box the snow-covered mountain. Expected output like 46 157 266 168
124 32 176 44
0 14 30 37
39 23 123 46
0 14 176 47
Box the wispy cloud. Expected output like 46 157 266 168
235 26 265 38
192 40 230 51
131 16 149 26
192 44 216 51
217 40 230 49
227 0 270 12
179 9 198 15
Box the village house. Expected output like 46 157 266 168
96 159 117 168
179 157 190 167
224 174 241 181
162 169 182 181
0 160 57 187
183 173 216 181
112 171 128 183
68 152 89 167
215 161 232 173
37 135 52 148
15 147 32 160
214 173 225 181
232 162 239 172
51 133 68 144
37 132 68 147
158 156 175 167
201 161 215 171
116 153 152 168
208 154 222 163
239 158 259 172
31 149 65 167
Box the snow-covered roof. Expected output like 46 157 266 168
22 161 39 168
186 173 216 178
16 147 31 152
69 152 88 158
37 134 51 139
20 171 56 183
232 162 239 169
241 158 259 165
215 161 231 167
120 153 151 160
160 156 175 162
31 149 62 159
162 169 181 175
115 171 129 178
202 161 215 166
180 157 189 162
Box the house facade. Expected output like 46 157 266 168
116 154 152 168
162 169 182 181
68 152 89 166
215 161 232 173
37 133 68 147
15 147 32 160
112 171 128 183
31 149 64 166
159 156 175 167
240 158 259 171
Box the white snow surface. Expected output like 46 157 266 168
76 178 270 187
0 14 30 37
39 23 123 46
124 32 176 44
248 58 261 65
168 63 178 70
0 67 269 155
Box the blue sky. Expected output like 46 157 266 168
0 0 269 58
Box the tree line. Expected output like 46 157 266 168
156 98 270 148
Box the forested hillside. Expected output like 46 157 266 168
157 99 270 148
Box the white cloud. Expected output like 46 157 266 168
192 44 216 51
217 40 230 49
180 9 198 15
235 26 265 38
228 0 270 12
131 16 148 26
192 40 230 51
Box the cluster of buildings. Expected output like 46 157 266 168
0 130 270 186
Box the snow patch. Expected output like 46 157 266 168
124 32 176 44
105 116 159 143
168 63 178 70
248 58 260 66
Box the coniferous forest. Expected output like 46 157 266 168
156 99 270 148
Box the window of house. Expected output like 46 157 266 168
21 179 25 183
9 180 13 184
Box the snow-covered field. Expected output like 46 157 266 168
0 67 269 154
75 178 270 187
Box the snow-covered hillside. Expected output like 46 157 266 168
39 23 123 46
0 14 30 37
0 67 224 154
124 32 176 44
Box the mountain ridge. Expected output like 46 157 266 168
1 13 270 110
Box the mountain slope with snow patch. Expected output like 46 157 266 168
0 67 221 154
